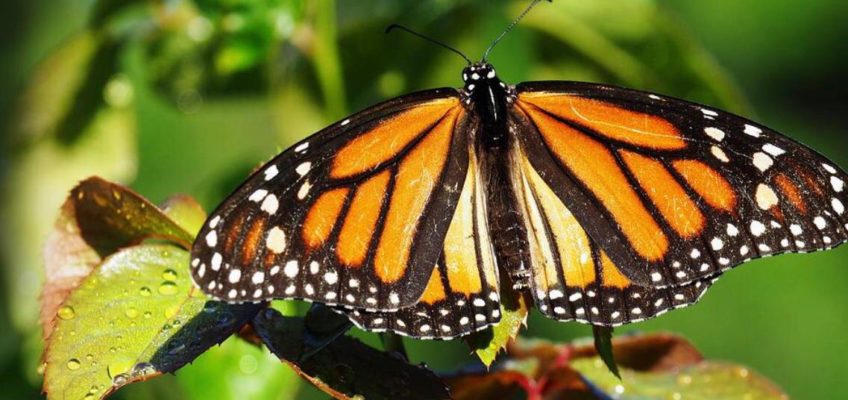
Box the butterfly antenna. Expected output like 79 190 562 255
386 24 472 65
482 0 550 62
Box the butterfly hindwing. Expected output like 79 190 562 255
513 81 848 288
513 144 712 325
190 89 472 311
345 147 502 338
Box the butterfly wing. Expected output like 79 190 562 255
190 88 472 311
345 149 502 338
512 142 712 325
512 81 847 288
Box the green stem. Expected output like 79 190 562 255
311 0 347 120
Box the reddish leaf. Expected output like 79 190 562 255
40 177 193 339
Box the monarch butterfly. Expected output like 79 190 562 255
190 1 847 339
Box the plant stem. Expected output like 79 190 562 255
311 0 347 120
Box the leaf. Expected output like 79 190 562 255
42 244 263 400
253 308 450 400
7 31 100 148
159 195 208 240
89 0 149 29
41 178 194 339
592 325 620 379
446 333 788 400
573 360 789 399
170 335 301 400
466 275 529 367
69 177 194 255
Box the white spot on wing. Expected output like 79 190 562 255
832 198 845 214
249 189 268 202
264 165 279 181
752 152 773 172
762 144 786 156
750 220 766 237
205 230 218 247
744 124 762 137
295 162 311 176
297 180 312 200
284 260 299 278
755 184 779 210
261 194 279 214
711 146 729 162
831 176 844 193
705 127 726 141
266 226 286 253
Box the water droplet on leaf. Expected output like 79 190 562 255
57 306 75 320
162 269 177 281
158 282 178 295
67 359 81 370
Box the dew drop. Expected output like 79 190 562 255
139 287 152 297
86 354 94 361
67 359 81 370
112 373 129 386
131 362 156 377
57 306 75 320
125 307 139 319
162 269 178 281
37 363 47 375
158 281 178 296
143 311 152 319
84 394 95 400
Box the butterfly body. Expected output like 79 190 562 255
191 58 847 339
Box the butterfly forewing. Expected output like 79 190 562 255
190 89 472 311
514 81 848 289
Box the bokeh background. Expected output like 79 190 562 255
1 0 846 398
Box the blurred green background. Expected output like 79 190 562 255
1 0 845 398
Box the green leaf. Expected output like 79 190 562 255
466 279 529 367
89 0 149 29
42 244 263 400
159 195 208 241
171 335 301 400
254 308 450 400
573 360 789 399
592 325 620 379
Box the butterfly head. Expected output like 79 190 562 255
462 63 498 92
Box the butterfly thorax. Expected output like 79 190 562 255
462 62 514 149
